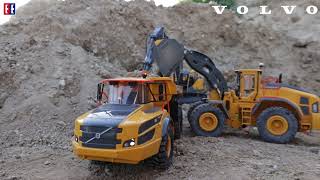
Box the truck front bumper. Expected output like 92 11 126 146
72 138 161 164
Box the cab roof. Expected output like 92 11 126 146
234 69 262 73
100 77 173 84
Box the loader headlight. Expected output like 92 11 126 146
75 136 79 142
312 102 319 113
123 139 135 148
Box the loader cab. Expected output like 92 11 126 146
235 69 262 101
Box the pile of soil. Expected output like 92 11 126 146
0 0 319 179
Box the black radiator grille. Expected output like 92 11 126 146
80 126 121 149
138 129 155 145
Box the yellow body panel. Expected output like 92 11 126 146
209 90 220 100
192 79 205 91
312 113 320 130
155 40 162 46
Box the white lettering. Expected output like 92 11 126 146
212 6 227 14
237 6 249 15
281 6 296 14
5 5 9 14
10 4 15 14
306 6 318 14
260 6 271 15
210 5 319 16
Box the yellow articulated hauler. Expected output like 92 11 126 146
72 77 182 169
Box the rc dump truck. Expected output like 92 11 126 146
72 77 182 169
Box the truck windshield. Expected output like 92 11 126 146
107 83 145 105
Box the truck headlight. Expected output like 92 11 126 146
312 102 319 113
123 139 135 148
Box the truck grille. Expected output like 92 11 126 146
79 126 121 149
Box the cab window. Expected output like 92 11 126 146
242 75 255 97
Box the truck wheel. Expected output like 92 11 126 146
189 103 225 137
146 125 174 169
174 106 183 139
187 102 203 124
257 107 298 143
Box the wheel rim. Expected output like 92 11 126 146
165 134 172 158
266 115 289 135
199 113 218 131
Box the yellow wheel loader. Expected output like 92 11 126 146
189 68 320 143
143 27 320 144
72 77 182 169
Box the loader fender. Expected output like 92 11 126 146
252 97 303 120
162 116 172 137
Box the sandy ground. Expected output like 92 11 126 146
1 120 320 180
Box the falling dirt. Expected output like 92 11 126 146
0 0 319 179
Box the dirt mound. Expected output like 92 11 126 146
0 0 319 179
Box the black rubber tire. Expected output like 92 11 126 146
257 107 298 144
173 106 183 139
146 125 174 169
187 102 203 124
189 103 225 137
170 100 182 139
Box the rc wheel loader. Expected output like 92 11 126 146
143 27 320 144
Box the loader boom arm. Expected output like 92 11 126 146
142 27 227 98
184 50 228 97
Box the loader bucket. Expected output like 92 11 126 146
152 38 185 76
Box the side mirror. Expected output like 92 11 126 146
278 73 283 83
97 83 104 102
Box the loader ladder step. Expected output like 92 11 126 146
241 107 252 125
